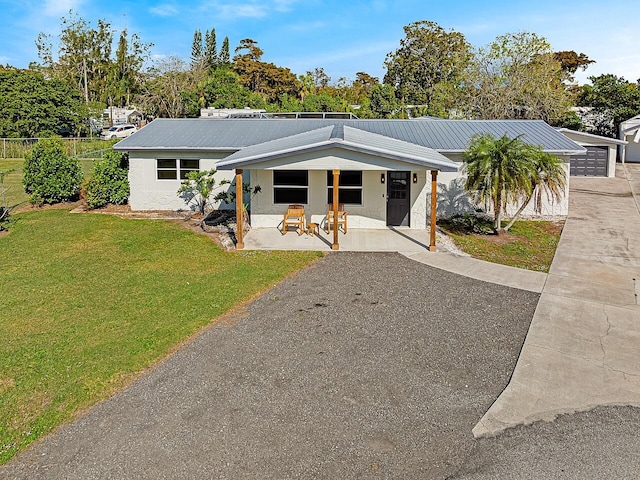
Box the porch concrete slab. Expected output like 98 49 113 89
404 251 547 293
474 164 640 438
243 227 434 253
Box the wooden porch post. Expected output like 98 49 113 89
332 169 340 250
429 170 438 252
235 169 244 249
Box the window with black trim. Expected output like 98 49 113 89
156 159 200 180
326 170 362 205
273 170 308 204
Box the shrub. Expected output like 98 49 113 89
438 212 494 235
23 138 82 204
85 150 130 208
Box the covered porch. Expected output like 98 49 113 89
217 125 460 251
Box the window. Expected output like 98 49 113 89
156 159 200 180
273 170 308 204
326 170 362 205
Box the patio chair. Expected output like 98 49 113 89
326 203 347 234
282 204 305 235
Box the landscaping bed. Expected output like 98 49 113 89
439 217 564 272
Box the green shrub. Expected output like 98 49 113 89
84 150 130 208
438 212 494 235
23 138 83 204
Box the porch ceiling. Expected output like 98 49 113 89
216 125 460 172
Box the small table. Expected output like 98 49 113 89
306 222 319 236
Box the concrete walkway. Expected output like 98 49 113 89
473 164 640 437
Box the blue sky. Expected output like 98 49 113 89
0 0 638 85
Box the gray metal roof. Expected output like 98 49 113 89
555 128 628 145
115 118 585 155
216 125 460 172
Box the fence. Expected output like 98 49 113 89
0 137 117 159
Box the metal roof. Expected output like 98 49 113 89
216 125 460 172
115 118 585 155
555 128 628 146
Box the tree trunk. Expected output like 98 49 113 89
503 193 533 232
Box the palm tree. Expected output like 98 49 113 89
463 133 566 234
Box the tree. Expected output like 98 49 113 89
0 67 84 137
205 29 218 70
106 29 151 108
23 138 83 204
84 150 129 208
554 50 594 82
201 68 265 109
219 37 231 66
384 20 471 116
578 74 640 137
463 133 566 234
191 30 204 70
369 84 398 118
177 169 219 214
136 56 197 118
233 39 300 104
467 32 571 123
35 11 114 103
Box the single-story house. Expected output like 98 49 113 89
556 128 627 177
620 115 640 163
114 118 584 249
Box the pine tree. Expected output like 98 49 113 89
191 30 203 70
219 37 230 66
205 29 217 70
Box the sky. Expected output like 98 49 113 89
0 0 638 85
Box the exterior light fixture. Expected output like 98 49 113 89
412 173 418 184
381 173 386 184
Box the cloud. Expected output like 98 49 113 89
273 0 299 12
43 0 85 16
286 20 326 32
149 4 179 16
199 2 268 19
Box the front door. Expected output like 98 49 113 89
386 171 410 226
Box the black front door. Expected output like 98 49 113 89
386 171 410 226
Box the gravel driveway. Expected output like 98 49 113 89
2 252 539 479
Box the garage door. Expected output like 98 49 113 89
570 146 608 176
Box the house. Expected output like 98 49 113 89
556 128 627 177
620 115 640 163
114 118 584 249
103 107 144 127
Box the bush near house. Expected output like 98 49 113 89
22 138 83 205
84 150 130 208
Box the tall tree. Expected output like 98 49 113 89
219 37 231 66
384 20 471 116
205 29 218 70
136 56 196 118
467 32 571 123
191 30 204 70
463 133 565 234
106 29 151 107
35 11 114 103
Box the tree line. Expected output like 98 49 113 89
1 13 640 138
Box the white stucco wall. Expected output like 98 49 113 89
247 149 433 230
128 151 236 211
624 134 640 163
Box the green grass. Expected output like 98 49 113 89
442 220 564 272
1 159 98 209
0 209 321 463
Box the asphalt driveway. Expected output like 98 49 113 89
1 252 539 479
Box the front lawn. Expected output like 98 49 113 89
0 210 321 463
440 220 564 272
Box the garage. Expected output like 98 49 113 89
570 146 609 177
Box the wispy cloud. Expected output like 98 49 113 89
273 0 300 12
285 20 326 32
199 2 269 19
43 0 85 17
149 3 179 17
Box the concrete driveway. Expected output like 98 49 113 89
0 253 539 479
474 164 640 437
